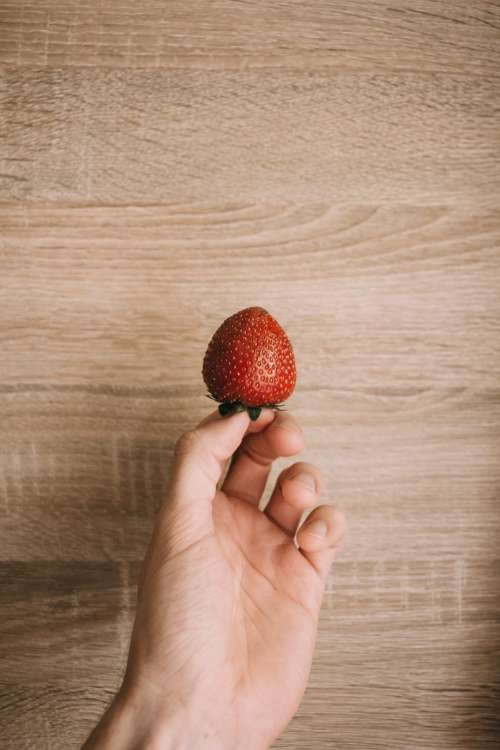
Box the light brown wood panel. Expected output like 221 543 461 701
1 70 499 202
1 383 499 562
0 561 498 748
0 1 499 74
0 199 499 746
1 202 499 387
1 1 499 748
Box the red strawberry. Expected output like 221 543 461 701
202 306 296 420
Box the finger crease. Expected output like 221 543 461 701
226 487 257 505
277 482 314 510
237 441 273 468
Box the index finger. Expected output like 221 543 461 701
221 410 305 507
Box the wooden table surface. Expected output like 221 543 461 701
1 2 500 748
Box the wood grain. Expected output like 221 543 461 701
1 1 499 748
1 381 499 562
1 203 499 387
0 561 498 748
0 1 499 74
1 201 499 748
1 69 499 202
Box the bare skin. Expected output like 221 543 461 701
83 407 346 750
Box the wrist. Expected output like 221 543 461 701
82 678 235 750
81 684 182 750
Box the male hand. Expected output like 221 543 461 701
83 408 345 750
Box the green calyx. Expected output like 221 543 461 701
206 394 287 421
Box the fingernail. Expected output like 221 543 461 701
293 472 316 490
305 519 327 537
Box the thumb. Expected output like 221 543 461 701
169 408 251 506
159 409 252 547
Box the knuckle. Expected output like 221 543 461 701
283 461 321 490
174 428 203 459
292 460 317 475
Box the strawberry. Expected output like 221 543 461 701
202 306 296 420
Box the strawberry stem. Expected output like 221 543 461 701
206 394 286 420
247 406 262 421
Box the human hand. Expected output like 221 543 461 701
83 408 346 750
